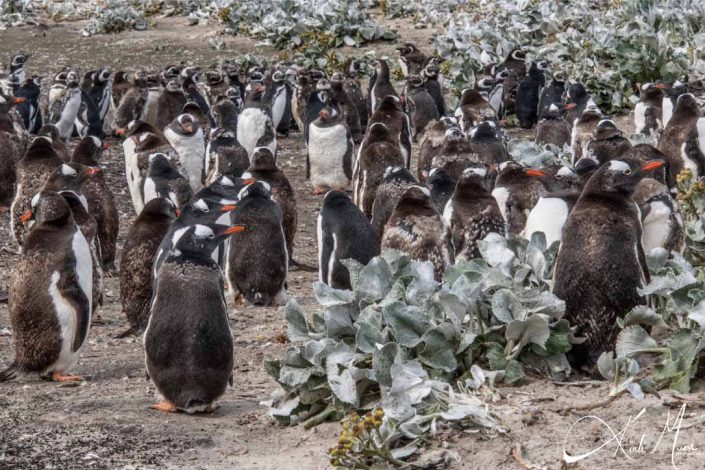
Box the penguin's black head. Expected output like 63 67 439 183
445 126 466 142
198 175 256 201
509 48 526 62
459 88 486 106
566 83 587 102
368 122 390 140
205 70 224 86
316 104 340 126
552 70 567 83
11 52 29 68
536 60 550 71
0 93 27 113
639 82 667 100
593 119 623 141
295 69 311 86
44 163 100 194
397 43 417 56
165 79 181 93
427 167 455 188
162 64 181 80
494 67 510 81
28 75 42 87
148 153 174 176
37 124 59 141
65 70 79 88
22 190 72 227
458 164 491 191
248 147 277 171
113 71 128 84
73 135 107 163
95 68 111 84
175 113 198 136
330 72 344 85
397 185 434 211
586 158 665 197
322 189 351 208
577 103 603 122
383 165 416 184
469 120 498 140
248 66 264 82
172 223 246 259
316 78 331 91
475 77 495 94
247 80 266 98
226 86 241 101
142 197 179 219
309 69 326 82
183 197 238 220
574 155 600 180
423 62 440 79
674 93 700 118
527 165 580 192
406 74 424 88
440 116 458 129
272 69 286 83
237 180 272 201
212 98 239 128
379 94 402 111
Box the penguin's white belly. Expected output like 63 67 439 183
57 93 82 140
142 89 161 127
491 187 510 223
316 213 325 282
143 177 157 206
634 102 646 134
328 233 338 285
442 199 453 227
489 85 503 112
48 271 81 374
272 91 286 128
308 124 350 189
523 197 569 246
73 229 94 313
237 109 268 157
642 201 672 252
696 118 705 158
681 143 700 177
165 128 205 192
662 98 673 128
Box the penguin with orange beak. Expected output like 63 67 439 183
0 93 29 211
553 158 666 371
164 112 205 193
307 103 353 194
237 80 276 158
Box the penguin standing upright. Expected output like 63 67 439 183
430 127 478 181
445 165 505 259
74 79 106 140
15 75 42 134
318 190 380 289
535 103 571 148
537 70 567 120
427 167 456 213
110 71 130 113
634 83 666 137
227 181 288 306
205 97 249 184
564 83 592 125
0 94 28 210
238 81 276 158
499 48 527 116
242 147 298 267
164 113 205 193
267 69 293 136
657 93 705 188
71 136 119 272
455 88 496 132
11 135 63 246
368 60 398 115
143 152 193 210
634 177 684 255
469 121 509 165
37 124 70 161
553 158 665 369
84 68 112 136
586 119 632 164
370 166 417 244
405 74 439 141
119 197 177 336
662 78 687 129
382 186 453 281
397 43 427 77
422 59 446 118
330 72 362 143
417 117 458 181
292 69 315 132
155 78 187 132
488 67 509 116
491 162 546 235
343 59 368 132
516 60 547 129
307 103 353 193
48 71 82 141
367 95 412 167
181 66 213 127
145 223 241 413
7 52 29 87
571 104 603 163
113 70 148 130
0 190 92 383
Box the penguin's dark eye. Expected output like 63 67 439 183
555 174 563 180
624 169 632 175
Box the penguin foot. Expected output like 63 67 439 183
150 401 178 413
312 187 327 195
289 259 317 272
234 294 246 307
102 263 117 277
51 372 82 382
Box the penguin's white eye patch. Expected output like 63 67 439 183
557 166 573 177
31 192 41 208
463 167 487 177
220 176 234 187
193 199 209 212
0 96 6 105
61 164 77 176
194 224 214 238
608 160 631 173
549 103 559 112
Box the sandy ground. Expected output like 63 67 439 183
1 15 704 470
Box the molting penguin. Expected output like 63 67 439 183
397 43 428 77
145 223 241 414
571 104 603 163
238 81 276 158
292 69 315 132
662 78 687 129
444 165 505 259
381 186 453 281
113 71 148 130
0 94 28 210
110 71 130 113
564 82 592 125
11 135 63 247
469 120 509 165
405 74 439 141
85 68 112 136
242 147 298 267
634 83 667 137
119 197 177 336
0 190 92 383
516 60 547 129
657 93 705 188
499 48 527 116
343 59 368 132
585 119 632 164
180 66 213 127
430 126 479 182
143 152 193 209
491 162 546 235
368 60 398 115
307 103 353 193
535 103 571 148
15 75 42 134
552 158 665 369
417 117 458 181
330 72 362 143
205 98 249 184
422 59 446 118
634 177 684 255
367 95 412 167
427 167 456 213
48 71 82 141
370 166 417 244
318 190 379 289
455 88 495 133
164 113 205 192
156 78 187 132
227 181 288 306
537 70 567 120
71 136 119 272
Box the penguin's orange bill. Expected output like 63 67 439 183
51 372 82 382
182 123 193 133
641 160 665 171
115 128 126 137
150 401 178 413
12 97 27 104
655 83 669 89
319 110 330 121
174 208 180 217
20 210 33 223
242 178 256 185
85 167 102 176
220 204 238 212
525 169 546 177
564 103 577 110
223 225 246 235
256 85 265 93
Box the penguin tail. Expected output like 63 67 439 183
0 362 19 382
252 292 269 307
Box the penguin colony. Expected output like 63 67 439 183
0 43 699 412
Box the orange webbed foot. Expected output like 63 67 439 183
150 401 178 413
51 372 82 382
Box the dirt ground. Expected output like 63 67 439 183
1 15 704 470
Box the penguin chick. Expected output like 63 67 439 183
571 104 603 163
318 190 380 289
164 113 206 193
370 166 417 244
343 59 368 134
405 74 439 141
662 78 688 129
307 103 353 193
516 60 547 129
469 120 509 165
491 162 547 235
553 158 666 370
657 93 705 188
145 223 241 413
633 178 684 256
143 152 193 210
417 117 458 181
455 88 496 133
535 103 571 148
634 83 666 137
156 78 187 132
585 119 632 165
0 94 28 210
397 43 427 77
367 95 412 167
368 60 398 115
427 167 456 213
430 127 480 182
330 72 362 143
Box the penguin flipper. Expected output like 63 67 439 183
344 135 354 181
0 362 19 382
57 267 91 353
319 225 334 284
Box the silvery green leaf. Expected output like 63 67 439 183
343 35 357 46
357 256 393 301
506 315 550 350
356 321 384 354
373 342 399 389
503 359 524 384
381 390 415 422
687 300 705 331
324 304 356 339
478 233 515 278
313 281 355 306
465 364 486 389
383 302 432 348
390 443 419 460
419 328 458 372
303 338 337 367
597 351 616 380
616 325 658 357
625 306 665 327
626 382 645 401
266 391 301 418
435 292 467 328
491 289 525 323
388 361 432 404
285 300 310 341
457 330 478 354
645 247 669 269
279 363 317 387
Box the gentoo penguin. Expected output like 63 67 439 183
516 60 547 129
571 104 603 163
205 98 249 185
0 94 28 210
662 78 687 129
156 78 187 132
238 81 276 158
164 113 205 192
180 66 213 127
397 43 427 77
110 71 130 113
242 147 298 267
145 223 240 413
37 124 70 162
113 71 148 130
307 103 353 193
85 68 112 136
119 197 178 336
11 135 63 246
499 48 527 116
634 178 684 255
565 83 591 125
422 59 446 118
553 158 665 369
427 167 456 213
330 72 362 143
352 122 406 217
303 78 332 146
430 127 479 182
223 61 246 103
628 144 669 187
537 70 567 120
143 152 193 209
445 165 505 259
74 81 106 140
491 162 547 235
469 121 509 165
48 71 82 141
367 95 412 167
370 166 418 244
267 69 293 136
405 74 440 141
368 60 398 115
343 59 368 132
381 186 453 281
0 190 92 383
585 119 632 164
318 190 379 289
657 93 705 188
227 181 288 306
417 117 458 181
15 75 42 134
71 136 119 272
455 88 496 133
535 103 571 148
634 83 666 136
292 69 315 132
